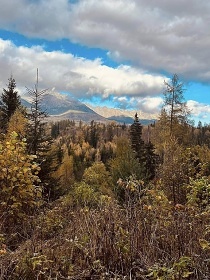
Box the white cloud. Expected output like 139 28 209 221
136 97 164 113
0 38 165 101
113 95 163 113
0 0 210 81
187 100 210 120
1 0 210 122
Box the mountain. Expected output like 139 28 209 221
86 104 158 124
21 91 107 123
21 91 157 124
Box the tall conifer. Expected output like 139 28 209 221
26 69 60 200
130 113 158 180
0 75 21 131
130 113 145 163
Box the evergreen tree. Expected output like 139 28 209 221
130 113 158 180
107 123 114 141
130 113 145 166
51 122 60 139
0 75 21 131
144 140 158 180
89 120 99 148
26 69 60 200
26 71 48 156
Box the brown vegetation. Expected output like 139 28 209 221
1 74 210 279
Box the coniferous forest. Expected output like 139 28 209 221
1 74 210 279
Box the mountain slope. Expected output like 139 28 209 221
21 91 157 124
21 91 107 122
86 104 158 124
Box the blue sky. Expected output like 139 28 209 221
0 0 210 123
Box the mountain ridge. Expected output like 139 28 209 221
21 91 157 124
85 104 158 120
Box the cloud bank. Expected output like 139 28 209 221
0 38 164 105
0 0 210 82
0 0 209 120
187 100 210 122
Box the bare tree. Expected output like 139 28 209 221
163 74 189 135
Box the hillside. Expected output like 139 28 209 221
21 91 107 123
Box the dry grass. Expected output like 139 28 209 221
1 185 210 279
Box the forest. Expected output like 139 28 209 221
1 74 210 279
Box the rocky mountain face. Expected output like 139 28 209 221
21 91 107 123
21 91 157 124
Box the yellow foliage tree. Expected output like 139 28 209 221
0 131 42 227
83 161 112 195
55 151 75 193
7 109 28 137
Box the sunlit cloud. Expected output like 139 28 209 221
0 38 165 101
0 0 210 81
1 0 210 122
187 100 210 121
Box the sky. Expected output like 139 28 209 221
0 0 210 124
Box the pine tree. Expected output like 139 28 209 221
0 75 21 131
130 113 145 165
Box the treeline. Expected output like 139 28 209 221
1 74 210 279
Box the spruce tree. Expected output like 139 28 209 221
0 75 21 131
26 70 48 156
130 113 158 180
130 113 145 164
89 120 98 148
144 140 157 180
26 69 60 200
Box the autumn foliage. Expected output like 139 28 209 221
1 74 210 279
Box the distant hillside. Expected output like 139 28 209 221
85 104 158 120
21 91 157 124
108 115 156 125
21 91 107 123
107 115 134 124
